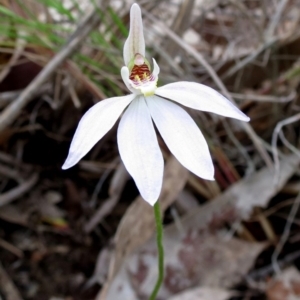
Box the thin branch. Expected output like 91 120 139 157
231 90 296 103
222 38 277 79
0 173 38 207
271 113 300 184
266 0 290 39
223 0 290 79
272 191 300 274
0 34 25 82
0 0 107 132
0 261 23 300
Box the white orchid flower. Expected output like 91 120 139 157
62 3 249 205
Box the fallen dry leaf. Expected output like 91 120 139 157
180 154 300 232
105 231 264 300
167 287 232 300
266 267 300 300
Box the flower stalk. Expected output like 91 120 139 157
149 200 164 300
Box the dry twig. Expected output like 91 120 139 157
272 192 300 274
0 173 38 207
0 0 108 132
0 261 23 300
272 113 300 183
84 163 129 233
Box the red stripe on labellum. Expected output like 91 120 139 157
129 63 150 81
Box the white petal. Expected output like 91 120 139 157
62 94 136 169
147 96 214 180
152 58 160 77
117 96 163 205
121 66 140 94
155 81 250 121
123 3 145 66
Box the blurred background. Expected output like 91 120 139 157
0 0 300 299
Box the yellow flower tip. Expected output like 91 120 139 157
140 80 158 97
143 90 156 97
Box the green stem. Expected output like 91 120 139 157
149 200 164 300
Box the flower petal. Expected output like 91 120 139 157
152 58 160 78
121 66 139 94
123 3 145 66
146 96 214 180
62 94 136 169
117 96 163 205
155 81 250 121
